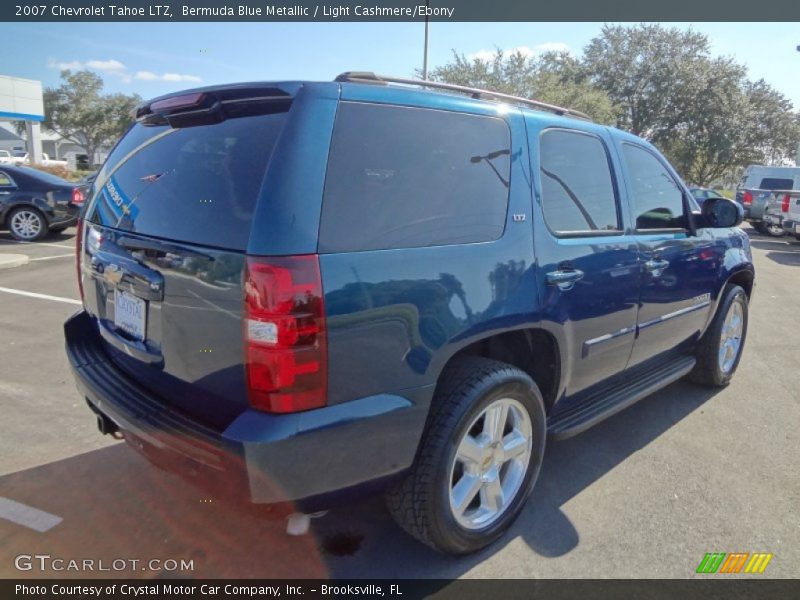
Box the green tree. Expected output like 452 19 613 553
582 24 800 185
427 48 616 123
34 70 140 166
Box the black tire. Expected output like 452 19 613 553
752 221 768 235
7 206 48 241
689 285 748 387
385 357 547 554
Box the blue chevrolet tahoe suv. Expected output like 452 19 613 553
65 73 754 554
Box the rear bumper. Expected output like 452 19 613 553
783 219 797 233
65 310 430 505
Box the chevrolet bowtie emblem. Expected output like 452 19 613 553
104 264 124 285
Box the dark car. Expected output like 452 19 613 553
65 74 753 555
0 165 83 241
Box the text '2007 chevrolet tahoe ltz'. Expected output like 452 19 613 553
65 73 754 554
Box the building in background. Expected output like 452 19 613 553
0 75 44 163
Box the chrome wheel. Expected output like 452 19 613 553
718 298 744 374
10 209 43 240
449 397 533 530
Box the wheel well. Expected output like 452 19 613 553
437 329 560 413
726 269 754 299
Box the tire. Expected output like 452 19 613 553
689 285 748 387
764 222 786 237
386 357 547 554
752 221 768 235
7 206 48 241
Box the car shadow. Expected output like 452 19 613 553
746 235 800 267
318 379 720 577
0 379 720 579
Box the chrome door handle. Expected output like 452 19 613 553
644 259 670 274
546 268 584 291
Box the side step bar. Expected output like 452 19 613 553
547 355 696 440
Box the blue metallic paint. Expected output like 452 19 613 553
65 79 755 504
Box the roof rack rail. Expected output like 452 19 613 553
334 71 592 122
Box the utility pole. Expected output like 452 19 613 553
422 0 430 79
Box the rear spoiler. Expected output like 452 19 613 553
135 83 300 127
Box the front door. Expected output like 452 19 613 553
616 142 715 367
529 123 640 395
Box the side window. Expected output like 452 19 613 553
622 143 687 230
0 172 14 187
319 102 511 252
539 129 620 234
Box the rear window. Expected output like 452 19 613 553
87 112 287 250
319 102 511 253
758 177 793 191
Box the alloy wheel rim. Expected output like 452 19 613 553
448 397 533 530
718 299 744 373
10 210 42 240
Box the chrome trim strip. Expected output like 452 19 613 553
583 326 636 357
638 300 711 330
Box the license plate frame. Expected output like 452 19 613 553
114 289 147 341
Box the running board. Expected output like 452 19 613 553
547 355 696 440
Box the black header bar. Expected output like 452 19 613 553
4 0 800 22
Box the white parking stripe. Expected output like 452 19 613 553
0 286 81 305
0 497 62 532
0 241 74 250
28 253 74 261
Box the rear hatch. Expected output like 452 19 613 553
80 86 294 429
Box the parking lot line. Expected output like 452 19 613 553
0 286 81 305
0 497 62 532
28 253 75 262
0 241 74 250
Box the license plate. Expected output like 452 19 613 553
114 289 146 341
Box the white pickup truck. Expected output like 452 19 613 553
775 191 800 241
18 152 69 167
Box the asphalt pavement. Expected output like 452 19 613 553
0 225 797 578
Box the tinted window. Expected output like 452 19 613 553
539 130 619 234
319 102 510 252
87 112 287 250
759 177 793 191
622 144 686 230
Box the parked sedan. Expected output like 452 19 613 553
0 165 83 241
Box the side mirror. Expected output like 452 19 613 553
700 197 743 228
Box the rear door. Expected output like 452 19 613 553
528 121 640 395
81 100 290 428
617 141 716 367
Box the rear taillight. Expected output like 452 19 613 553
781 194 791 213
244 255 327 413
742 191 753 205
75 219 84 303
71 187 84 206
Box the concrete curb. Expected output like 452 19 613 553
0 254 29 270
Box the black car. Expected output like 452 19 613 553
0 165 83 241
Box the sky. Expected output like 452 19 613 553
1 22 799 106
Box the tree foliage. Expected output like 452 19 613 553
428 25 800 185
427 49 617 124
36 70 140 166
